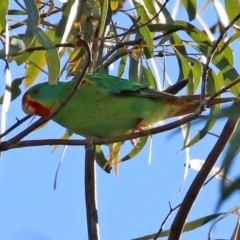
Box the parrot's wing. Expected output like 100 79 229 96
85 73 149 93
119 79 190 98
86 73 189 99
117 87 183 99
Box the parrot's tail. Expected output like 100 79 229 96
171 96 239 117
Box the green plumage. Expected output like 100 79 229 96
22 73 198 138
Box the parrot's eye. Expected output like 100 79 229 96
32 89 39 95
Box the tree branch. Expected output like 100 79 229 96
168 102 240 240
154 202 181 240
85 143 99 240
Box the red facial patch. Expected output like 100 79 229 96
23 94 52 117
29 100 51 117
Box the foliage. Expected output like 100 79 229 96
1 0 240 239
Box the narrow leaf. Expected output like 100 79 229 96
23 0 39 25
133 213 224 239
0 0 9 33
27 23 60 85
181 0 197 21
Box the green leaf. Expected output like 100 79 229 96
133 213 224 239
24 47 46 87
181 0 197 21
95 145 111 173
183 70 221 149
76 0 88 23
129 2 153 59
129 55 141 82
219 69 240 96
174 21 212 45
156 1 174 24
148 23 185 33
212 42 240 95
133 0 149 23
0 0 9 33
23 0 39 25
207 68 223 93
0 37 25 58
225 0 240 28
117 54 128 78
169 33 191 80
0 77 24 104
220 120 240 204
143 0 156 16
184 57 202 93
213 42 234 69
139 23 153 59
98 0 108 42
142 64 157 89
104 48 128 69
221 178 240 204
27 23 60 85
8 9 26 15
14 29 36 65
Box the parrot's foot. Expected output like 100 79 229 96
85 136 96 150
131 138 140 147
131 121 150 147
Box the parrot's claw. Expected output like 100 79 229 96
85 136 96 150
130 120 150 147
131 138 140 147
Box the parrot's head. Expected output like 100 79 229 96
22 83 59 117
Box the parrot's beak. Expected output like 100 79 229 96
22 93 36 114
22 93 51 117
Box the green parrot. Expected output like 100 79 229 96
22 73 231 139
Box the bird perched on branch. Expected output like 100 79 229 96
22 73 235 139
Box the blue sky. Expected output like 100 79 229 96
0 0 239 240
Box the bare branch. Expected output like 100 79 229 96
154 202 181 240
0 113 32 139
85 142 99 240
169 102 240 240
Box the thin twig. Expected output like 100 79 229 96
0 111 195 151
0 114 32 139
103 44 142 69
103 0 169 41
154 202 181 240
0 112 201 151
96 16 141 69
